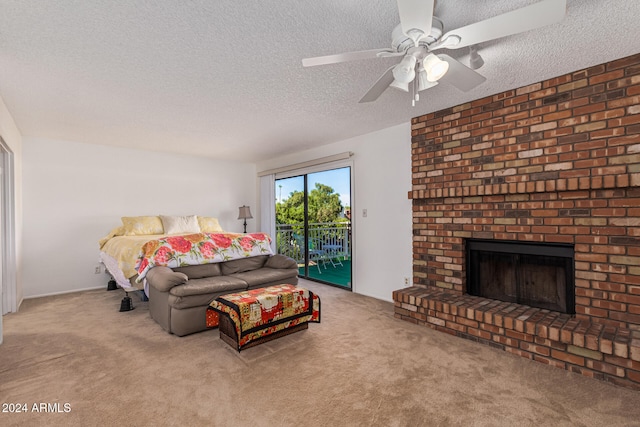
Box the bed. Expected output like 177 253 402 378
99 215 273 296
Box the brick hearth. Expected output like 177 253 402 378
394 53 640 390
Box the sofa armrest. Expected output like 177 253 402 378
146 266 188 292
264 254 298 270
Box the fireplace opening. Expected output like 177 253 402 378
466 239 575 314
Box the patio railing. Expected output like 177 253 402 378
275 221 351 264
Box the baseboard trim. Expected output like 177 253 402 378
23 286 106 300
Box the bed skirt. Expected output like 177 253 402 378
100 251 148 296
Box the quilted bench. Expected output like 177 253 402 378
207 284 320 351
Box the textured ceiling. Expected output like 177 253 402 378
0 0 639 162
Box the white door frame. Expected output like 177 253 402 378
1 137 17 320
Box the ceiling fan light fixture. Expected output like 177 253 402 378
390 79 409 92
469 46 484 70
392 55 417 84
417 67 438 92
304 0 567 104
423 54 449 82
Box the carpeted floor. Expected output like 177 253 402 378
1 279 639 426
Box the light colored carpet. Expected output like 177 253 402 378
1 279 639 426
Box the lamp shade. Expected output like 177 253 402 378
417 67 438 92
392 55 417 84
469 45 484 70
237 205 253 219
389 79 409 92
423 54 449 82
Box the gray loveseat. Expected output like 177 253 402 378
146 254 298 336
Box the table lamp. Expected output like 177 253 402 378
237 205 253 233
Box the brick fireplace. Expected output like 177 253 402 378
394 53 640 390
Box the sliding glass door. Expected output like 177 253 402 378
275 167 351 289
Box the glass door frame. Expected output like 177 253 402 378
273 160 354 290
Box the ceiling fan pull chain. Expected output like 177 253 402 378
412 79 419 106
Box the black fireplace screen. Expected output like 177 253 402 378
466 239 575 314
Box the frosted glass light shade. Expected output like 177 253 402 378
417 67 438 92
469 46 484 70
423 54 449 82
392 55 417 84
390 79 409 92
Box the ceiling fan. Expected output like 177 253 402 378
302 0 567 105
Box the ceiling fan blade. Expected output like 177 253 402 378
438 0 567 50
438 55 486 92
302 48 393 67
359 66 396 103
397 0 434 39
377 51 406 59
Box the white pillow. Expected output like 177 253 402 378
159 215 201 235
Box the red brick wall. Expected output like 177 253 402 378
408 53 640 329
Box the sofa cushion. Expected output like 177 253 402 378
220 255 269 275
146 266 188 292
173 263 222 279
264 253 299 270
169 275 247 297
168 293 219 310
229 268 299 288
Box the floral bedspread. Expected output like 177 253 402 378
135 232 273 281
207 284 321 351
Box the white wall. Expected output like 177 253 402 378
257 123 413 302
22 138 256 298
21 122 412 301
